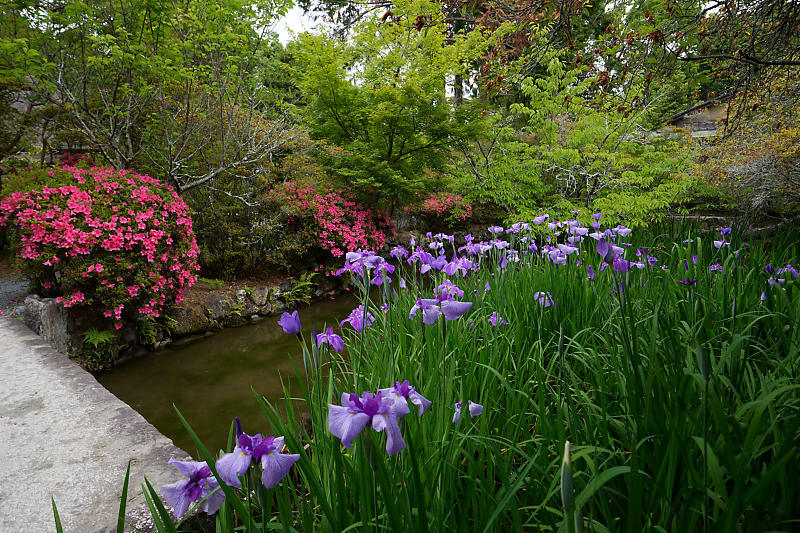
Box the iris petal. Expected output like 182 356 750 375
328 405 370 448
260 451 301 488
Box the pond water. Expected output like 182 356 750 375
98 292 359 454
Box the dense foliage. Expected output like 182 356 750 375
0 166 200 329
96 218 800 531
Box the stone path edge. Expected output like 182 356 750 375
0 317 189 533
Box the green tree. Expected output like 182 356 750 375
290 0 499 209
453 44 694 226
2 0 294 193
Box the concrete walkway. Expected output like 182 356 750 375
0 317 189 533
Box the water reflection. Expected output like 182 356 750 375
99 292 359 453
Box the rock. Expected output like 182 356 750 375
257 302 274 317
271 298 287 314
248 287 270 307
278 281 293 293
234 289 259 316
12 295 77 355
169 302 212 337
204 293 236 320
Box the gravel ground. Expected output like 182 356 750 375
0 274 28 314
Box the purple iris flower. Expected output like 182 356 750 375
558 243 578 255
409 298 442 325
708 263 723 273
435 280 464 301
216 431 300 489
720 227 732 236
370 262 395 286
378 380 432 417
277 311 301 335
498 253 508 270
507 222 530 233
765 264 774 274
678 279 698 286
777 264 799 278
615 226 632 237
340 305 376 332
587 265 596 281
760 291 767 302
317 327 345 352
533 291 555 307
596 238 620 263
484 281 491 292
488 225 504 234
452 401 483 423
390 245 409 260
714 240 729 249
488 312 508 327
328 391 408 455
162 458 225 519
441 300 473 320
533 214 549 225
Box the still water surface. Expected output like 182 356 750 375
99 293 358 453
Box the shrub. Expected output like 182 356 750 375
0 165 200 329
404 192 473 229
268 181 395 259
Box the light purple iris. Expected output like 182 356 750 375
615 226 632 237
378 380 432 417
435 280 464 301
452 400 483 423
340 305 375 332
760 291 767 302
277 311 301 335
533 214 549 225
317 327 345 352
488 312 508 327
587 265 596 281
441 300 472 320
410 298 471 323
409 298 442 324
162 458 225 519
708 263 722 273
720 227 732 236
370 262 395 286
713 240 729 249
390 245 409 260
507 222 530 233
488 225 504 234
215 431 300 489
328 391 408 455
533 291 555 307
596 238 621 264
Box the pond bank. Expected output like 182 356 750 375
0 317 187 533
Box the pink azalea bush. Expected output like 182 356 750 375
269 182 395 258
0 165 200 329
405 192 472 229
